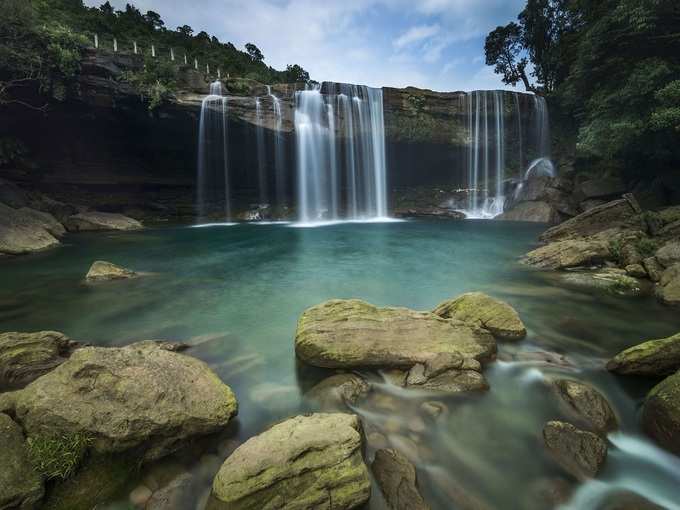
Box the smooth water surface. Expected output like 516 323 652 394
1 220 679 509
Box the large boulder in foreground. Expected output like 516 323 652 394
85 260 138 282
607 332 680 377
0 202 61 255
0 331 76 391
372 448 430 510
642 370 680 455
433 292 526 341
208 413 371 510
2 341 237 461
64 211 142 232
542 421 607 480
295 299 496 369
0 413 44 510
553 379 617 434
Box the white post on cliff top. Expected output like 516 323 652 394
170 48 175 61
194 58 198 70
206 63 210 75
133 41 138 54
94 34 99 48
184 54 187 65
113 38 118 52
151 45 156 57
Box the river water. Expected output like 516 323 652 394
1 220 678 509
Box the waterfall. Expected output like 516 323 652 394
294 82 388 224
196 81 230 220
255 97 268 205
266 86 286 208
461 90 553 219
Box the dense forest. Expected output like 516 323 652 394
0 0 311 111
485 0 680 180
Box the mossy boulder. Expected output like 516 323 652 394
0 202 61 255
208 413 371 510
607 332 680 377
552 379 618 434
642 370 680 455
542 421 607 480
3 341 237 461
433 292 526 341
64 211 142 232
656 263 680 306
0 413 44 510
0 331 76 391
294 299 496 369
85 260 137 282
522 237 611 270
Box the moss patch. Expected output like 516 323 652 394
27 433 92 481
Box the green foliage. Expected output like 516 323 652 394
488 0 680 175
27 432 93 481
608 239 624 264
635 237 658 258
121 57 177 110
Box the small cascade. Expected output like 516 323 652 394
255 97 268 204
196 81 230 220
266 86 286 207
460 91 553 219
294 82 388 224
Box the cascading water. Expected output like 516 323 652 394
460 91 553 219
255 97 268 205
266 86 286 207
196 81 230 221
294 82 388 224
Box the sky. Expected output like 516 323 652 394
83 0 527 92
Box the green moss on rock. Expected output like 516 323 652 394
607 332 680 376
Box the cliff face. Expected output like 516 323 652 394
0 50 539 217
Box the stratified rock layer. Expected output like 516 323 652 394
295 299 496 368
209 413 371 510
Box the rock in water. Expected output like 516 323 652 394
64 211 143 232
656 263 680 306
208 413 371 510
372 448 430 510
0 202 61 255
4 341 237 461
0 413 44 509
542 421 607 480
0 331 76 391
497 201 559 224
16 207 65 237
295 299 496 369
607 332 680 377
642 370 680 455
305 373 371 410
433 292 527 341
552 379 618 434
85 260 138 281
521 237 610 270
405 353 488 394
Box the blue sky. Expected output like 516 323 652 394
83 0 527 91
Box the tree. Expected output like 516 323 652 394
245 43 264 62
143 10 164 30
284 64 309 83
484 23 535 92
99 1 114 16
176 25 193 38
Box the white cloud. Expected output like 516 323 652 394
393 24 440 49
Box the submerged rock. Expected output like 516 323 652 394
559 269 643 296
0 331 77 391
305 373 371 410
3 341 237 461
607 331 680 377
372 448 430 510
64 211 143 232
85 260 138 282
656 263 680 306
0 413 44 510
295 299 496 369
542 421 607 480
596 490 666 510
642 370 680 455
208 413 371 510
0 202 61 255
433 292 527 341
405 353 488 394
552 379 618 434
